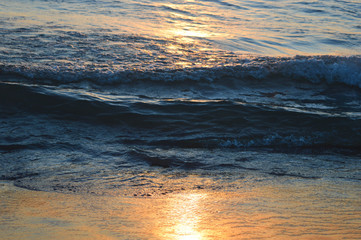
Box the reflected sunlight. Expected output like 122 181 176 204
161 193 208 240
171 29 210 39
2 182 361 240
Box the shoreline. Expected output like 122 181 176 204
1 180 360 240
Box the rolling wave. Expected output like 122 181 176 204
1 55 360 88
1 81 360 151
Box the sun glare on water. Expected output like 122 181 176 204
171 28 210 39
160 193 208 240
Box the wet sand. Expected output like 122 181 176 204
1 180 360 240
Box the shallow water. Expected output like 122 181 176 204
1 181 360 240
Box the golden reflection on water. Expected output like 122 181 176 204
160 193 206 240
1 181 360 240
169 24 211 39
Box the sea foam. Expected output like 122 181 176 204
1 55 360 88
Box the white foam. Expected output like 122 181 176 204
1 55 361 88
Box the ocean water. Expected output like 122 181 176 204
1 0 361 199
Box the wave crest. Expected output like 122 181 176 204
1 55 361 88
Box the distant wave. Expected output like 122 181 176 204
1 55 361 88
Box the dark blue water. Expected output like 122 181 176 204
1 0 361 196
1 63 361 195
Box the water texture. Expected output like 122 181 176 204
0 0 360 197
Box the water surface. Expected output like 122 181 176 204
1 0 361 239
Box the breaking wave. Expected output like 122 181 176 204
1 55 361 88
